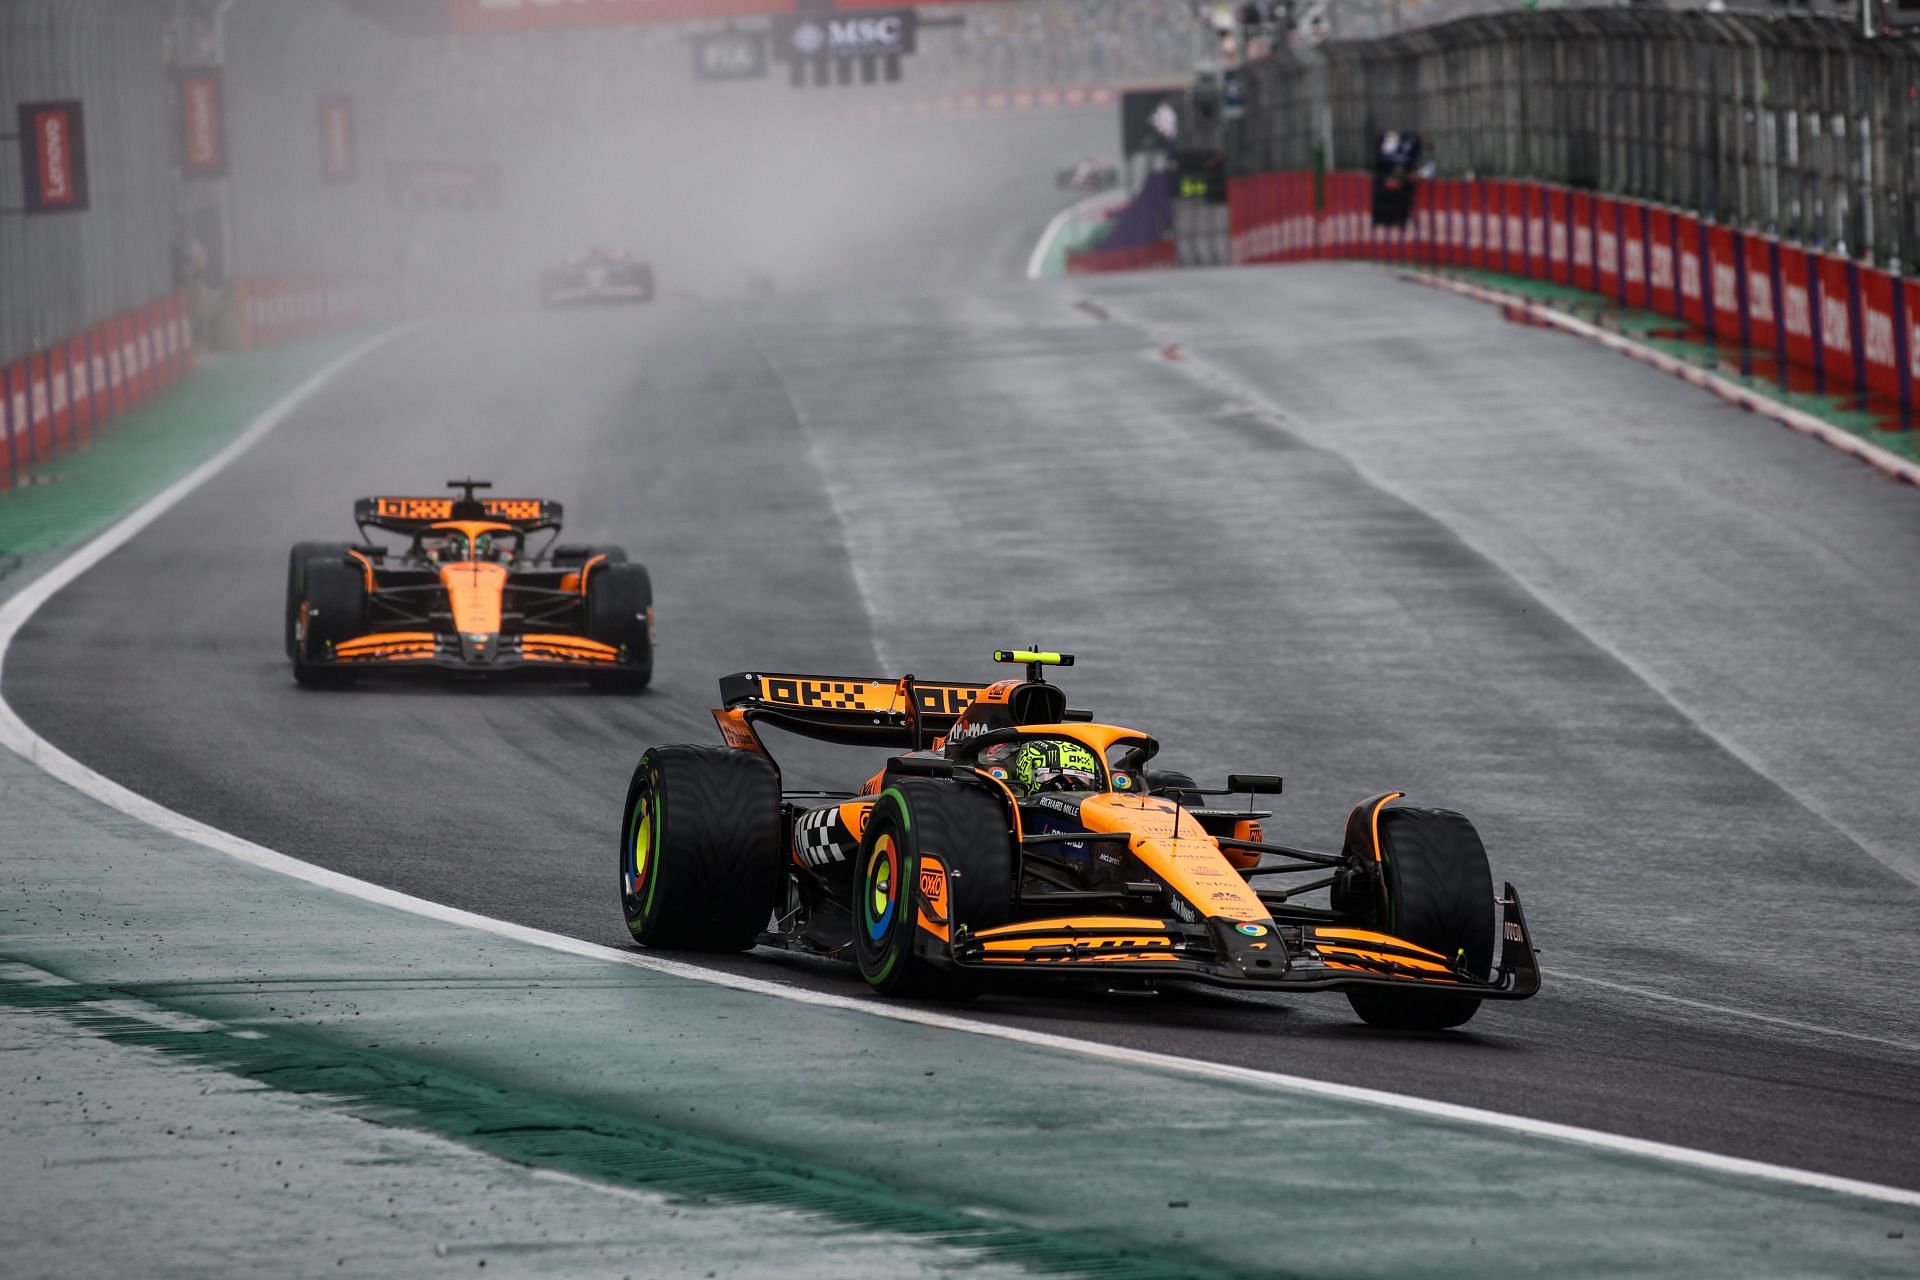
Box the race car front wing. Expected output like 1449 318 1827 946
949 883 1541 999
325 630 625 671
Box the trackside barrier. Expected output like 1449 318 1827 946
1113 169 1917 427
3 274 362 492
1 289 197 493
1065 241 1177 275
227 274 361 350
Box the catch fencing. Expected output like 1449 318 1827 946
0 0 176 365
1231 10 1920 270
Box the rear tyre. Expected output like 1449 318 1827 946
1333 802 1494 1031
854 779 1015 1000
586 562 653 693
620 745 781 951
292 558 366 690
286 542 351 661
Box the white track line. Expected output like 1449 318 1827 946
1396 268 1920 487
1026 190 1125 280
3 326 1919 1214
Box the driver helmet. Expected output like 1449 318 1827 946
433 530 471 562
1011 739 1101 795
473 531 499 561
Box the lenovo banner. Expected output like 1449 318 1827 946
18 101 88 214
320 97 355 183
179 70 227 178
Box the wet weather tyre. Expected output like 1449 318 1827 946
292 558 365 690
586 562 652 693
1337 804 1494 1031
620 745 781 952
854 779 1014 1000
286 542 351 661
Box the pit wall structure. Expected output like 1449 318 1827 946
1072 170 1920 423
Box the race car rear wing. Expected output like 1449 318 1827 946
716 671 988 750
354 495 563 536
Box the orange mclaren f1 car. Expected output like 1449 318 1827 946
286 479 652 691
619 650 1539 1029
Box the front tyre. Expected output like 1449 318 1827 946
854 779 1014 1000
285 542 350 661
292 558 365 689
587 562 653 693
620 745 781 951
1335 802 1495 1031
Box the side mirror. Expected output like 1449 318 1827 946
1227 774 1284 795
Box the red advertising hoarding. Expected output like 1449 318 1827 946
1646 208 1678 318
1523 183 1548 280
320 97 355 183
179 70 227 177
1545 187 1569 285
1742 232 1777 354
1620 202 1648 309
68 334 93 441
1674 214 1705 331
1776 244 1816 373
27 353 51 460
49 346 71 452
1815 254 1857 388
1859 266 1900 400
17 100 89 213
1569 192 1594 291
447 0 942 33
1594 198 1621 299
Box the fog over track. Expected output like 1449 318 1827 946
12 122 1920 1194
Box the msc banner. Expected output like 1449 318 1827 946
178 69 226 178
771 10 915 60
17 100 88 214
320 97 355 183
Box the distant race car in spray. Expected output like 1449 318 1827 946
617 649 1540 1030
286 479 653 692
538 250 654 306
1056 159 1120 191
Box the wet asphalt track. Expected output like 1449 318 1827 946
11 152 1920 1191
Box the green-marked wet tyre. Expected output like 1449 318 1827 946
620 745 780 951
853 779 1015 1000
1334 802 1495 1031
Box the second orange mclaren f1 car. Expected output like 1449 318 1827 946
286 479 653 691
619 650 1539 1029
